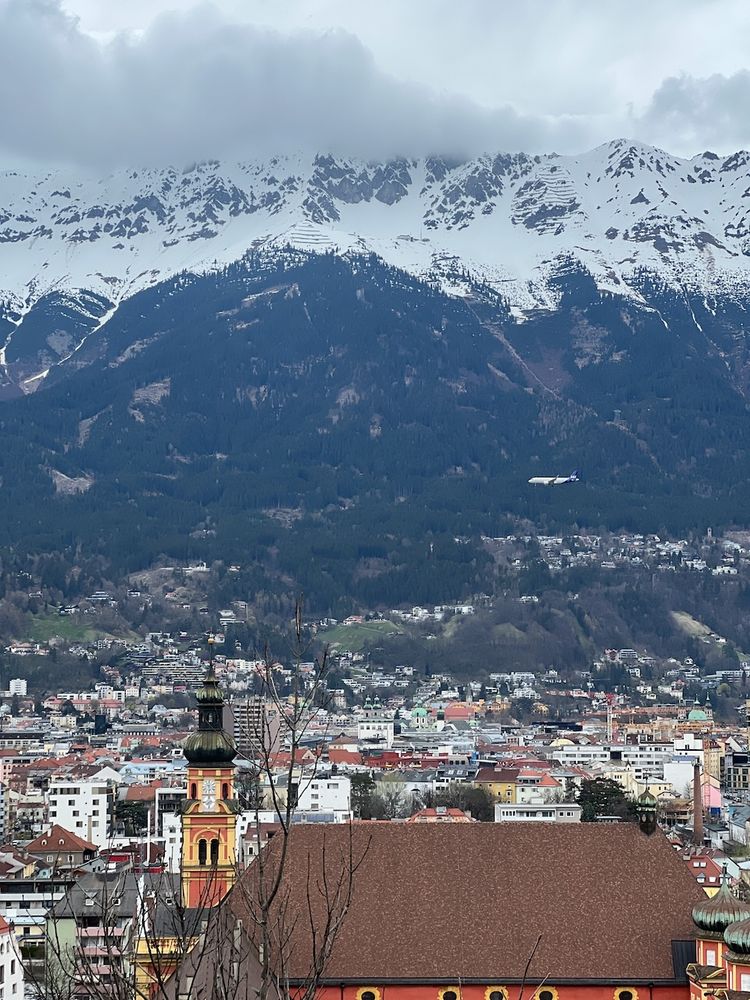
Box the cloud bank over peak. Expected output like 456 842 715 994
1 0 750 170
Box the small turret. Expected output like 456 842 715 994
636 789 658 836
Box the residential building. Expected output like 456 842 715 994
228 697 275 759
296 776 351 818
26 825 97 871
0 915 22 1000
47 779 114 849
495 802 583 822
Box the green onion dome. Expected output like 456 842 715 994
725 913 750 957
693 880 750 937
183 728 236 766
182 663 236 766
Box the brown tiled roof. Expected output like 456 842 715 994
237 823 702 983
26 824 97 855
474 765 518 783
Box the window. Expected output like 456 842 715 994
356 991 380 1000
536 990 558 1000
439 991 458 1000
210 839 220 865
706 948 717 966
742 976 750 993
485 989 507 1000
222 783 229 800
614 990 638 1000
198 839 207 866
191 783 197 799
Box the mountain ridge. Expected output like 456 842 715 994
5 138 750 388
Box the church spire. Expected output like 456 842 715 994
181 639 239 909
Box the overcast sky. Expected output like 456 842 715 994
2 0 750 170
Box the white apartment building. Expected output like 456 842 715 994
297 775 351 817
673 734 704 766
7 680 26 698
0 916 22 1000
47 779 113 848
663 757 699 797
495 802 582 823
162 812 182 874
549 742 673 780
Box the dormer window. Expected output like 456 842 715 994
356 990 381 1000
614 990 638 1000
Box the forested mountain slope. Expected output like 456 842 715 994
0 250 749 609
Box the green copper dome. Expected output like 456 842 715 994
725 913 750 956
693 880 750 936
182 663 236 766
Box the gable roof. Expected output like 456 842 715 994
26 824 97 855
237 823 703 984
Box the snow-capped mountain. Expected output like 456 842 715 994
4 137 750 387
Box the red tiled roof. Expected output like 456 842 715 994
124 782 164 802
328 749 362 765
237 823 703 982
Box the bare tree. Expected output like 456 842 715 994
234 599 370 1000
30 600 368 1000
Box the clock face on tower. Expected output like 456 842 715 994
202 778 216 812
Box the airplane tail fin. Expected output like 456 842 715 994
571 469 581 480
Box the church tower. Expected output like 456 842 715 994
181 646 238 908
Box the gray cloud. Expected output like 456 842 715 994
2 0 750 169
0 0 594 167
637 71 750 153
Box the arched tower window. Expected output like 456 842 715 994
222 782 229 800
190 782 197 800
198 839 207 866
210 838 220 865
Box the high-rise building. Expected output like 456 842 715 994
227 697 281 759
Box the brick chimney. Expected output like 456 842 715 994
692 758 704 848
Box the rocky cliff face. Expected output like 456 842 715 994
4 139 750 388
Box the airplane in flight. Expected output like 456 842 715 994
528 470 581 486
